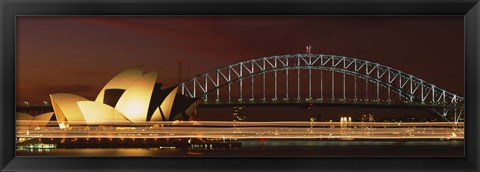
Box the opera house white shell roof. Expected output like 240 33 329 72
16 67 202 129
16 112 55 129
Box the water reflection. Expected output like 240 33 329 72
16 140 464 157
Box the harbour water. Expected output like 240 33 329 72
16 140 464 157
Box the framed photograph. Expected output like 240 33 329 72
1 0 479 171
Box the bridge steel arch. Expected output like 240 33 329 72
180 54 464 123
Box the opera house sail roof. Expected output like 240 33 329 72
16 67 202 129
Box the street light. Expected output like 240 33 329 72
43 101 48 107
24 101 29 107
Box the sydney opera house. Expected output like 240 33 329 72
16 66 202 129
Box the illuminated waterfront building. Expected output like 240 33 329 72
16 112 55 129
16 66 202 128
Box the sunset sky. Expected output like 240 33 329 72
16 16 464 114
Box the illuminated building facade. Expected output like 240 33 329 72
16 66 202 128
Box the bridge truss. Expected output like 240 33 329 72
180 54 464 124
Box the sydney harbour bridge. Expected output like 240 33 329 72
179 53 464 124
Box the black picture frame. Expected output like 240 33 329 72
1 0 479 171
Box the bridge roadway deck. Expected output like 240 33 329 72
198 100 461 109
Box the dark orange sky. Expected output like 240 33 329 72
16 16 464 107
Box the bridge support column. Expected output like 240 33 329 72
332 71 335 100
376 70 379 101
262 72 266 101
399 72 402 101
228 68 231 102
354 73 357 101
274 69 277 101
343 59 346 101
285 69 289 101
251 75 254 101
205 74 208 102
366 62 368 101
320 55 323 100
320 70 323 100
388 68 391 102
332 58 335 101
343 72 345 101
239 62 243 102
309 68 312 100
216 70 219 102
421 81 424 103
181 83 185 95
251 61 255 101
193 78 197 97
297 67 300 101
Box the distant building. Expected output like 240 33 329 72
368 114 375 122
233 106 246 122
361 112 375 122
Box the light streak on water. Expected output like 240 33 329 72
16 121 464 140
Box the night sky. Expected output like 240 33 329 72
16 16 464 121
